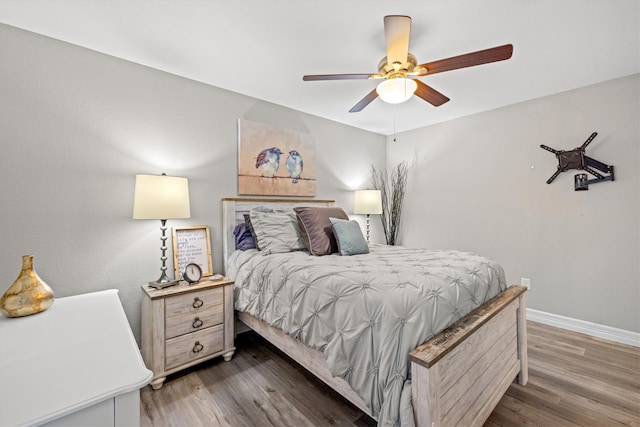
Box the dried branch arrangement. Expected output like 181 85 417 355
371 161 408 245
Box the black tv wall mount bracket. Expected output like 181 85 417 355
540 132 615 191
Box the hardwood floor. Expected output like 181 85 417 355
486 322 639 427
140 321 640 426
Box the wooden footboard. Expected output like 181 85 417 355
237 285 527 426
409 285 527 427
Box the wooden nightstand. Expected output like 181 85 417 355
141 278 235 389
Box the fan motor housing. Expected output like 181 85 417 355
378 53 420 76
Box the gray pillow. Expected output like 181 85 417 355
329 217 369 256
244 206 278 251
243 214 261 250
249 210 306 255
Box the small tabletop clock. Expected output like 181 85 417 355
182 263 202 284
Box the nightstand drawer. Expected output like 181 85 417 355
165 324 224 370
165 287 223 318
165 304 224 339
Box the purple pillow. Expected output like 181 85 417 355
294 206 349 256
233 223 256 250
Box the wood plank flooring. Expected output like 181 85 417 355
141 321 640 426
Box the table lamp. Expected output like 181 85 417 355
354 190 382 243
133 173 191 288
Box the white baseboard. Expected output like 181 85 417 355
527 308 640 348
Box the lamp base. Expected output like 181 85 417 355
365 214 371 243
148 279 180 289
147 218 179 289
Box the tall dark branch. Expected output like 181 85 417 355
371 161 408 245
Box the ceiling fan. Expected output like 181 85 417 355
303 15 513 113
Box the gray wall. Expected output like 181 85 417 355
2 22 637 340
0 24 386 341
388 74 639 332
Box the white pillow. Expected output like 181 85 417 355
249 210 306 255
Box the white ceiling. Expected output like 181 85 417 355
1 0 638 136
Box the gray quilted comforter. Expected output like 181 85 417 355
228 245 507 426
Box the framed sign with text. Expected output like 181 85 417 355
172 225 213 279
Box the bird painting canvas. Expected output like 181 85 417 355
238 119 316 196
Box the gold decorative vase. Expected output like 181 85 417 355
0 255 54 317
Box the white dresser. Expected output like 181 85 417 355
0 290 152 427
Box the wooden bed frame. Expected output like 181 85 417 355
222 197 527 427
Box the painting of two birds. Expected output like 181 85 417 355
238 119 316 196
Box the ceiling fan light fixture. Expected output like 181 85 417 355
376 77 417 104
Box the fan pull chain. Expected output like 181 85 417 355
393 105 397 142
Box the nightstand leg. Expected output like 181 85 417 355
150 377 166 390
222 350 235 362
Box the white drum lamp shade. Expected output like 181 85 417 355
133 174 191 287
354 190 383 215
133 174 191 220
354 190 382 243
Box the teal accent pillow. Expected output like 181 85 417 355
329 217 369 256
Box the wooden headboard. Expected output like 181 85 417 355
221 198 335 273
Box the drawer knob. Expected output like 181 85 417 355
192 297 204 309
192 317 204 329
192 341 204 353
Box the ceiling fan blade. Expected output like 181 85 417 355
303 74 373 81
384 15 411 66
419 44 513 75
349 88 379 113
414 80 450 107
